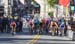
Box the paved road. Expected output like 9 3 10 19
0 35 37 44
0 34 75 44
0 27 75 44
36 35 75 44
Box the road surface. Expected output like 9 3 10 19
0 26 75 44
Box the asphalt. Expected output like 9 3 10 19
0 32 74 44
36 35 75 44
0 32 37 44
0 26 75 44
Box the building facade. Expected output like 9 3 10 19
0 0 4 16
0 0 49 19
70 0 75 21
35 0 50 19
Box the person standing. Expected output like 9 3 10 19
2 16 8 32
0 16 3 32
19 20 23 32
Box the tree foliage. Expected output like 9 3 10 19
47 0 57 7
47 0 57 17
48 12 53 17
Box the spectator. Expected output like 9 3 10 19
0 16 3 32
2 16 8 32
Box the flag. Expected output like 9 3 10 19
59 0 70 7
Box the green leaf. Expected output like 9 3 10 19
47 0 57 7
48 12 53 17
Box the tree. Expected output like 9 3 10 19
47 0 57 7
47 0 57 17
48 12 53 17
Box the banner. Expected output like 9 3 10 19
59 0 70 7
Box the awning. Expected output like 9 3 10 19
33 2 40 7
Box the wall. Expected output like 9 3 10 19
35 0 50 19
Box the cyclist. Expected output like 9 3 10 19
29 19 34 34
59 18 65 36
10 21 16 35
34 18 40 34
39 19 45 34
50 19 58 36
